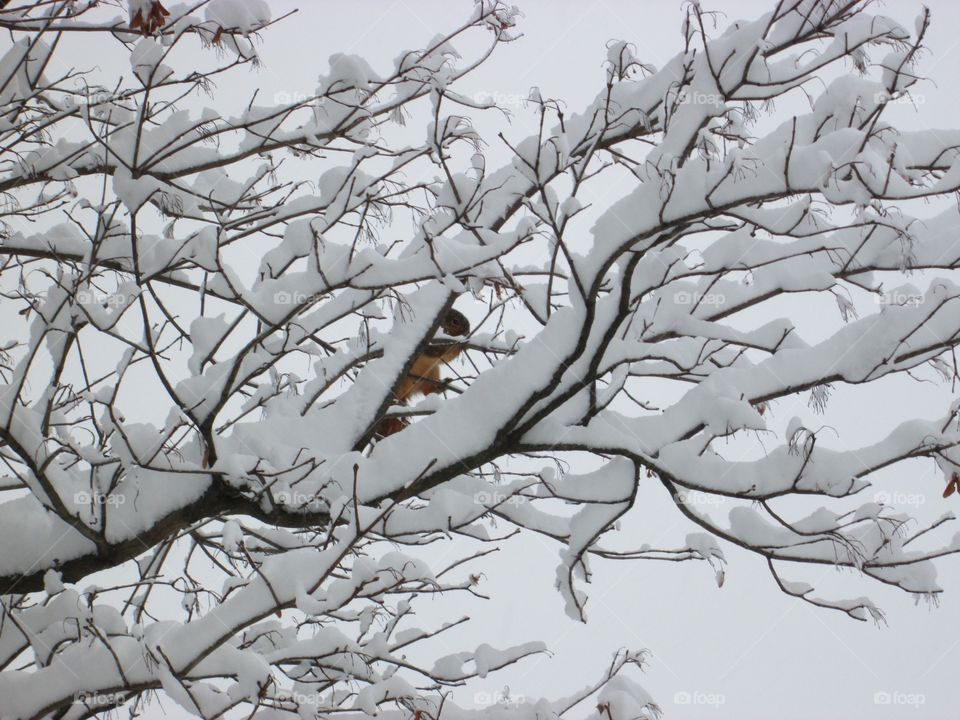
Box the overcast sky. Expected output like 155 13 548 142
41 1 960 718
255 3 960 718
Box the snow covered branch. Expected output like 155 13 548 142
1 0 959 716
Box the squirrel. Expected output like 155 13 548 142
396 309 470 401
376 309 470 437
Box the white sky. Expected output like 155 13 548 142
243 3 960 718
26 1 960 718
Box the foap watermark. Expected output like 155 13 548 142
474 490 524 507
673 290 725 306
874 91 926 106
276 690 322 705
873 490 925 508
74 690 128 706
876 291 923 307
474 690 525 707
274 490 322 507
674 690 726 707
65 89 136 108
273 90 324 106
473 90 528 108
678 90 725 106
678 490 727 508
76 289 128 308
75 491 125 506
274 290 323 305
873 690 925 708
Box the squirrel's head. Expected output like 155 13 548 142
440 309 470 337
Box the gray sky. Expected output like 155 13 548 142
254 3 960 719
267 3 960 718
37 1 960 718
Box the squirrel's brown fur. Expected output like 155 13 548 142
376 309 470 437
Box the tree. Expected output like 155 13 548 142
0 0 959 717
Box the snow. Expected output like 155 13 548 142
319 53 381 94
205 0 270 32
2 0 960 716
130 37 172 85
598 675 661 719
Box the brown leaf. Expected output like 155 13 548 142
129 2 170 35
945 473 959 498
